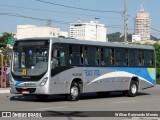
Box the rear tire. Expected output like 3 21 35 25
127 81 138 97
67 82 80 101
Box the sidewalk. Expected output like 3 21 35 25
0 87 10 94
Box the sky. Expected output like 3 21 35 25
0 0 160 38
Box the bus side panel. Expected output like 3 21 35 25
49 67 85 94
85 67 130 92
49 67 156 95
116 67 156 90
139 68 156 90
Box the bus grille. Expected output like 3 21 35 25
16 88 36 93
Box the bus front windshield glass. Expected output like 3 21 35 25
12 41 49 76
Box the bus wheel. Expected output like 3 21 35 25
67 82 80 101
36 95 48 101
127 81 138 97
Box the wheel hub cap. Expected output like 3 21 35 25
71 86 78 97
131 84 137 94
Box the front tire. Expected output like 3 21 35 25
67 82 80 101
127 81 138 97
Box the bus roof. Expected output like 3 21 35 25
16 37 155 50
53 38 154 50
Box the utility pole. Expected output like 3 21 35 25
124 0 128 43
95 18 99 41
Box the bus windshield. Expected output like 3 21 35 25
12 40 49 76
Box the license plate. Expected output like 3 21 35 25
22 90 29 94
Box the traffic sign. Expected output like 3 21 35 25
8 37 16 45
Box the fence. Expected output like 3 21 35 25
0 53 7 88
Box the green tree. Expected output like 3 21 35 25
107 32 123 42
0 32 13 65
107 32 133 42
0 32 13 48
151 35 158 41
153 43 160 84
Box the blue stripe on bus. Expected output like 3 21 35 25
96 67 156 85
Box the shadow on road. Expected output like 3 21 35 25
45 111 88 117
80 92 150 101
10 91 150 102
10 94 67 102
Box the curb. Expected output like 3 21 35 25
0 88 10 94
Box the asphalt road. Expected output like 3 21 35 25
0 85 160 120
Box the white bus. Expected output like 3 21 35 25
10 38 156 101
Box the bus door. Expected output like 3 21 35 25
50 44 67 93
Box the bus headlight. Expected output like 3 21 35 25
39 77 48 86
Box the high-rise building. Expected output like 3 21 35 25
134 7 151 41
70 20 107 42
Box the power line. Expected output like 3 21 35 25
0 12 124 29
35 0 123 14
0 4 123 20
0 12 70 25
1 12 158 36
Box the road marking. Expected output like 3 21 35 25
35 106 68 111
112 100 135 104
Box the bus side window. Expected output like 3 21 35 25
103 48 111 66
59 50 65 66
53 49 66 67
129 49 135 66
115 49 120 66
87 47 95 65
69 45 80 65
129 49 139 67
53 49 58 67
144 50 154 67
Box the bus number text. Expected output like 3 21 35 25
84 70 100 77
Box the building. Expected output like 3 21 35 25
134 7 151 41
132 35 141 42
70 20 107 42
16 25 68 39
